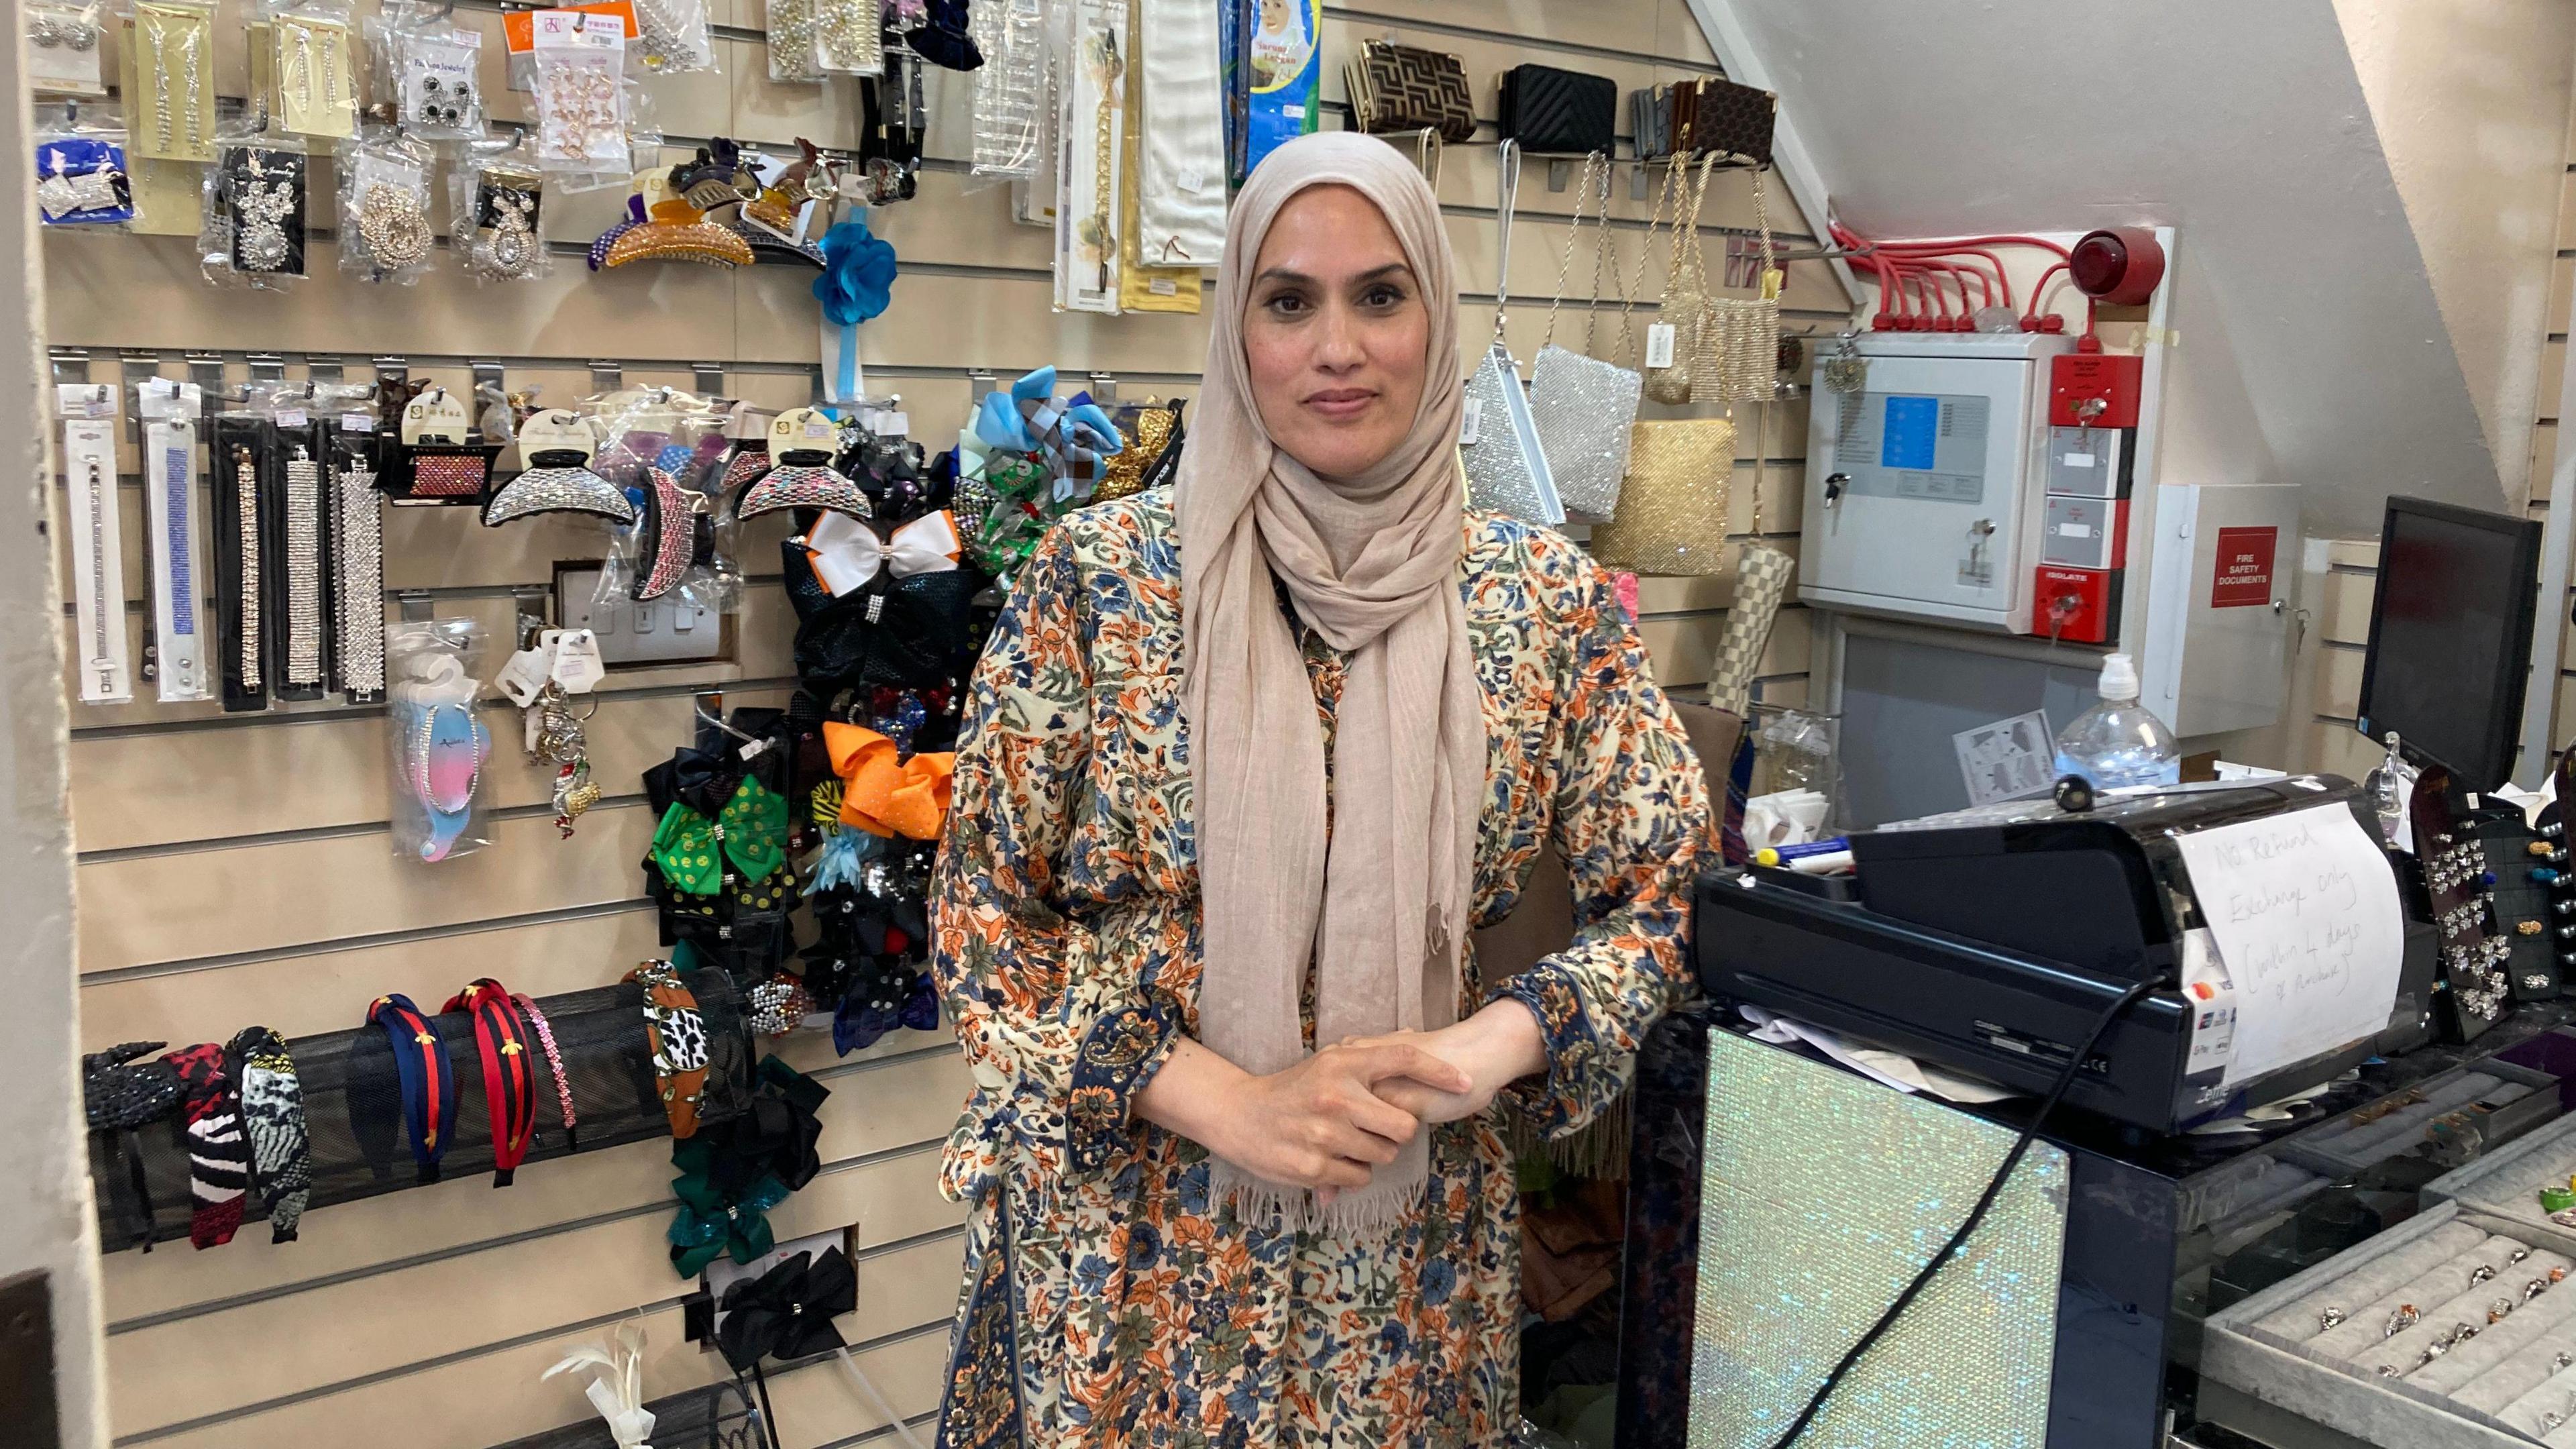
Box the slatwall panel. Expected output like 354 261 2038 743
54 4 1827 1446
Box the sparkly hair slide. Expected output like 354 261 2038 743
738 461 873 521
603 199 754 270
482 462 637 527
633 467 702 600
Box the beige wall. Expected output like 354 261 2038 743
55 4 1816 1446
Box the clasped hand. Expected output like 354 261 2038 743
1137 1005 1546 1197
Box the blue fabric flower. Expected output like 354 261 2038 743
812 217 898 326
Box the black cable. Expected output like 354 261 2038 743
1763 973 2169 1448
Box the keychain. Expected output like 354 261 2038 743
494 627 606 836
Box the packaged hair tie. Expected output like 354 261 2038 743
386 619 494 863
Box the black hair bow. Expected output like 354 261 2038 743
715 1246 857 1372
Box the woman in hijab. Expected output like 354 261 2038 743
931 131 1711 1448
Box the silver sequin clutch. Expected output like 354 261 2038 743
1527 343 1640 523
1460 342 1564 527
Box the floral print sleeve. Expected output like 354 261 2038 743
932 523 1183 1203
1493 551 1711 1139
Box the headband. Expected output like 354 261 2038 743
162 1043 248 1249
516 993 578 1152
226 1027 312 1243
444 981 538 1186
83 1040 184 1251
366 994 461 1184
627 959 710 1139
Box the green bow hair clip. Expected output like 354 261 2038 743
666 1163 792 1278
650 776 788 896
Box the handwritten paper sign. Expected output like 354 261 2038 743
2174 803 2402 1085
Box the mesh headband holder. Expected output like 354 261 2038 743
89 971 750 1251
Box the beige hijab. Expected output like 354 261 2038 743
1175 132 1485 1234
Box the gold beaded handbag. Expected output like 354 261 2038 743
1642 154 1721 405
1588 415 1733 576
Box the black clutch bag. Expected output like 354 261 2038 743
1497 64 1615 155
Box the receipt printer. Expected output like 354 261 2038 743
1697 777 2394 1133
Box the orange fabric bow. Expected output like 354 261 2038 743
822 722 956 839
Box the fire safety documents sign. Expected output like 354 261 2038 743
2174 803 2402 1085
2210 525 2277 608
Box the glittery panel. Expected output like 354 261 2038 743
1691 1030 2068 1449
635 468 698 600
482 465 637 526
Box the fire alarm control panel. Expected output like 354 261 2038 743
1802 332 2075 632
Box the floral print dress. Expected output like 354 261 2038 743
930 488 1711 1449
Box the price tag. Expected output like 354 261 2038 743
274 407 309 429
342 412 377 433
1459 395 1482 446
546 629 606 693
1148 276 1178 297
873 411 910 437
55 382 113 419
492 645 554 707
1644 325 1676 370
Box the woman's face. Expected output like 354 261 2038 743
1242 184 1431 481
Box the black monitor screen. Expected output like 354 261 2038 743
2357 496 2543 792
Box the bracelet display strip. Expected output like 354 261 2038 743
333 449 384 699
282 445 325 688
145 417 210 702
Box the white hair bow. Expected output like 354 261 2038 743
800 509 961 596
543 1320 656 1449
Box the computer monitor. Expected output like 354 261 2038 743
2356 496 2544 792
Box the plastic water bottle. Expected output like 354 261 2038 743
2051 653 2181 790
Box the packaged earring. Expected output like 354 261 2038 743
392 22 486 142
765 0 822 80
453 137 549 283
34 105 133 229
631 0 715 74
200 142 309 287
130 0 213 161
25 0 105 98
531 10 630 174
267 0 358 142
337 130 435 284
386 618 494 864
810 0 882 74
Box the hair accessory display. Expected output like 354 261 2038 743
388 621 493 861
162 1042 248 1248
226 1026 312 1243
633 468 702 600
515 993 579 1152
746 978 814 1036
822 722 954 840
714 1246 857 1371
484 467 637 526
765 0 821 80
629 959 711 1140
83 1041 182 1250
738 462 873 521
443 980 539 1186
604 200 757 269
810 0 881 74
797 508 959 596
364 994 460 1185
653 777 788 894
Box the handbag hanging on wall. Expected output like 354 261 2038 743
1344 37 1476 144
1643 154 1721 405
1526 152 1640 523
1497 63 1615 155
1460 140 1564 527
1588 415 1733 576
1700 165 1782 405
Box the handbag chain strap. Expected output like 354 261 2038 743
1490 138 1521 345
1627 161 1680 368
1750 164 1778 297
1539 150 1605 356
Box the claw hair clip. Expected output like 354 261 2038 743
739 407 871 520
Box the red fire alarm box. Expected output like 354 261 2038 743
2033 565 2121 643
2049 354 2143 429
